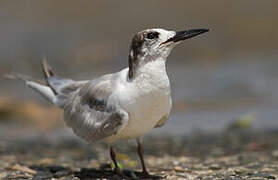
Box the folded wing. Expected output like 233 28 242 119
63 74 129 142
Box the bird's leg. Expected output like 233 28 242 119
109 146 130 179
109 146 119 171
136 139 150 176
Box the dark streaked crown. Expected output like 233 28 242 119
128 32 144 79
128 31 160 79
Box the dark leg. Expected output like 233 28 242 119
109 146 119 170
109 146 130 179
136 139 150 176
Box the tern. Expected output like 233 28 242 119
7 28 209 177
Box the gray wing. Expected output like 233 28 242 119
41 59 89 107
46 77 89 109
47 76 88 107
155 114 169 128
63 73 129 143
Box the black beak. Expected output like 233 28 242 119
162 28 209 44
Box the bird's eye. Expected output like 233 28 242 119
146 32 159 39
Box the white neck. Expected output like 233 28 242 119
134 57 167 79
131 58 169 92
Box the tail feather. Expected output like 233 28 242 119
42 57 55 79
26 81 56 103
5 59 81 107
4 73 46 85
5 72 56 104
41 58 58 95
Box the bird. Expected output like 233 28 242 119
7 28 209 177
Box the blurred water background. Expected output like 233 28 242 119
0 0 278 140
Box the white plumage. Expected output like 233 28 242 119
104 59 172 142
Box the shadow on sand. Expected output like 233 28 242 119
30 164 161 180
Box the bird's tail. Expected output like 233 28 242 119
41 58 58 95
5 58 57 104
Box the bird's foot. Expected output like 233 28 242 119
114 168 130 179
141 170 152 178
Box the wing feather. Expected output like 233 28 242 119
63 73 129 142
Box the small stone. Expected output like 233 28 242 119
209 164 221 170
38 158 54 165
174 166 184 172
10 164 37 175
234 167 248 175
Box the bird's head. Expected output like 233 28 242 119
128 28 209 79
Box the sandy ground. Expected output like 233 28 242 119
1 129 278 180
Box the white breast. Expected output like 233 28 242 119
105 60 172 142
